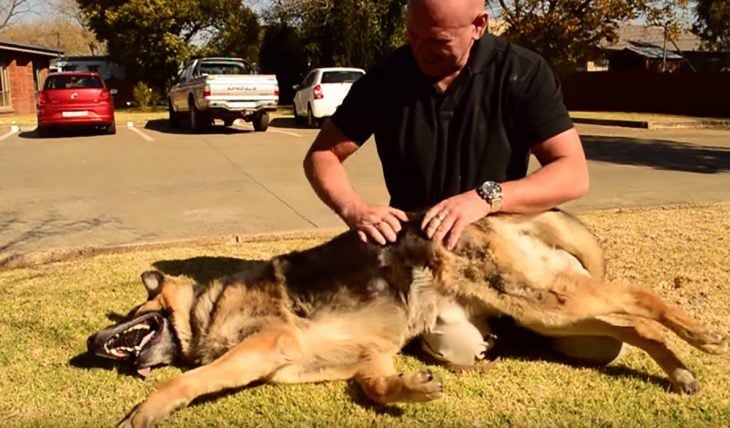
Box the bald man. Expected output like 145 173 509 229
303 0 623 366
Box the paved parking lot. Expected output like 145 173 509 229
0 118 728 259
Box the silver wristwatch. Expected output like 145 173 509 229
476 181 503 212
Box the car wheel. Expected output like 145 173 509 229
307 105 320 129
37 125 51 138
105 121 117 135
168 100 181 128
252 111 270 132
293 103 305 126
188 99 209 132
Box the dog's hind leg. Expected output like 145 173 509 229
610 285 727 355
536 315 702 394
512 273 727 356
353 353 443 404
117 325 298 428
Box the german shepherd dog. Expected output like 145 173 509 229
87 210 727 427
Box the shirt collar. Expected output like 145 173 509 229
467 34 497 75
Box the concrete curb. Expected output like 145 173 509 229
572 117 730 130
0 227 346 272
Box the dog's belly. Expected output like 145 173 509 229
495 222 591 287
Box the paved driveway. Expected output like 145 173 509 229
0 119 728 258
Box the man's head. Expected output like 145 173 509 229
406 0 488 79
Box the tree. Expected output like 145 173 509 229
0 0 32 31
494 0 644 73
265 0 407 70
642 0 692 72
76 0 262 91
0 20 100 55
199 3 261 62
52 0 105 54
693 0 730 51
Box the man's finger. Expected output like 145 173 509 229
377 222 398 243
381 215 402 234
364 225 387 245
446 219 468 250
432 216 456 245
390 208 409 222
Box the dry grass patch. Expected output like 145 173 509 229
0 204 728 427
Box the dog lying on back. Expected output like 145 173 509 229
87 210 727 427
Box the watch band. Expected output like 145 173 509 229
476 181 503 212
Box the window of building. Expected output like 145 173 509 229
0 63 11 107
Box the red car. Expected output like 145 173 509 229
36 72 116 136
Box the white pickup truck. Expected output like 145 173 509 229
168 57 279 132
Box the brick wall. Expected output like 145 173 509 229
1 53 52 115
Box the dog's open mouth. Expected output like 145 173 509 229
89 312 165 361
102 316 161 359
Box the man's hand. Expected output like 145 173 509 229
422 191 491 250
343 204 409 245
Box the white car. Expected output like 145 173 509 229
292 67 365 127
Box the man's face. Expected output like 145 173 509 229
406 13 476 78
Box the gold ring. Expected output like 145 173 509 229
436 213 446 221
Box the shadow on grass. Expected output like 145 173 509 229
404 317 672 391
152 256 267 285
582 135 730 173
69 351 140 377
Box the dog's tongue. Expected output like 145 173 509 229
137 367 152 380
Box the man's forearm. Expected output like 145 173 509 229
500 156 589 214
304 150 365 221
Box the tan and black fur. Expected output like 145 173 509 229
86 210 728 428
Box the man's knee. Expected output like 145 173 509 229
421 303 491 366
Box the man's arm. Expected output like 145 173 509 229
424 127 588 249
500 127 589 213
303 120 407 244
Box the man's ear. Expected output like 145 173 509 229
473 11 488 39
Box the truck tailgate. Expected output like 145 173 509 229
206 75 279 107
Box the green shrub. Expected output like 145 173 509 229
132 82 161 112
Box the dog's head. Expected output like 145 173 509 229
86 271 186 378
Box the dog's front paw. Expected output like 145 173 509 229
117 404 158 428
394 370 443 403
671 368 700 395
696 331 728 355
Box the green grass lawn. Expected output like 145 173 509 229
0 204 728 427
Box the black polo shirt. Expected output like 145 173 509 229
331 34 574 211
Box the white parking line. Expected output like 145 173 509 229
269 129 303 138
232 122 303 138
127 122 154 142
0 124 19 142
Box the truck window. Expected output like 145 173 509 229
198 62 252 76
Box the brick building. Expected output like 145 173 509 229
0 40 63 115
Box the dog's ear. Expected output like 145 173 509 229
141 270 165 299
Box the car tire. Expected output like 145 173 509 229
105 122 117 135
307 105 320 129
293 103 305 126
252 111 269 132
37 125 51 138
168 100 181 128
188 99 209 132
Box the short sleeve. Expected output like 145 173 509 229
515 57 574 145
330 72 378 145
